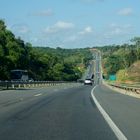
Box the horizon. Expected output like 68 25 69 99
0 0 140 48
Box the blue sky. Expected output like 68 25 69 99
0 0 140 48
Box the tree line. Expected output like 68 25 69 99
96 40 140 82
0 20 92 81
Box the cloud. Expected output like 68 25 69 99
32 9 53 17
110 28 123 35
64 26 94 44
9 24 32 44
64 35 79 43
104 23 133 38
44 21 75 34
118 8 133 16
54 21 75 29
30 37 38 43
79 26 93 35
11 24 30 34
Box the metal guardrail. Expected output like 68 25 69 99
118 83 140 88
0 81 75 90
109 84 140 94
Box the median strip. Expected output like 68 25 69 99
91 86 127 140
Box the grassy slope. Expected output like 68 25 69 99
116 61 140 84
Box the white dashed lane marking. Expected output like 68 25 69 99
34 93 42 97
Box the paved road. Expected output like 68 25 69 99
94 50 102 85
94 84 140 140
0 84 117 140
1 50 139 140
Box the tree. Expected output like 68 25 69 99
131 37 140 61
104 55 123 76
0 20 92 81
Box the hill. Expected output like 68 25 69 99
127 61 140 82
95 41 140 83
0 19 92 81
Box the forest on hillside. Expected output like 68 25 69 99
1 19 140 83
97 40 140 82
0 20 92 81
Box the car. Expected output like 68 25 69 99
84 79 93 85
28 78 34 82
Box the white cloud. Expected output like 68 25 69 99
65 35 77 42
64 26 94 44
110 23 118 28
110 23 133 29
79 26 93 35
19 26 30 34
118 8 133 16
64 35 79 43
44 21 75 34
110 28 123 35
55 21 75 29
31 37 38 43
105 23 133 38
11 24 30 34
33 9 53 17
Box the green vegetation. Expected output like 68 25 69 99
1 18 139 83
97 40 140 83
0 20 92 81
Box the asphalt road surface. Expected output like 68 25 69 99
94 84 140 140
0 84 117 140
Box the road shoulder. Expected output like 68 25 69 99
91 85 140 140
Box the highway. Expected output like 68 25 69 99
0 84 117 140
94 84 140 140
0 51 140 140
93 50 140 140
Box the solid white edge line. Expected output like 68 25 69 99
34 93 42 97
91 86 128 140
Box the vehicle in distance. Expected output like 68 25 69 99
84 79 93 85
10 70 29 81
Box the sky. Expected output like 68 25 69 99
0 0 140 48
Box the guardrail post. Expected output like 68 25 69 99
12 84 15 89
0 81 76 90
6 81 9 90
